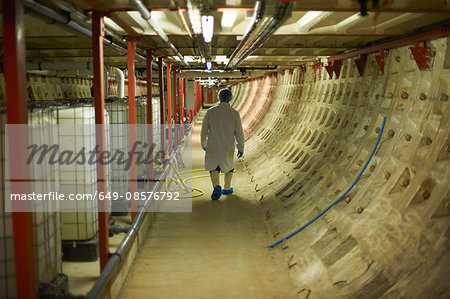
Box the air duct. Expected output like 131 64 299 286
111 67 125 98
26 61 93 70
225 0 293 70
24 0 146 61
130 0 189 66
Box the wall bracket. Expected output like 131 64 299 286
375 49 389 74
354 54 367 76
409 41 435 71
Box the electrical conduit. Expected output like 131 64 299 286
266 116 387 248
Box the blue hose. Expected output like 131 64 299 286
266 116 386 248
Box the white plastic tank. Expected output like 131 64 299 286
135 98 148 178
53 104 109 243
0 107 63 298
105 99 129 211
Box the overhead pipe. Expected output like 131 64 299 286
130 0 189 66
24 0 146 61
48 0 125 44
111 67 125 98
225 0 294 70
174 0 194 38
26 61 93 70
178 70 267 78
186 0 212 63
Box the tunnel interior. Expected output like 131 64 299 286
0 0 449 298
228 38 450 298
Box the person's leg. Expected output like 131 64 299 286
210 170 220 187
222 169 234 194
210 166 222 200
224 171 233 190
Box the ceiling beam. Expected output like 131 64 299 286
328 21 450 61
74 7 450 14
147 33 399 37
21 33 398 39
25 45 348 50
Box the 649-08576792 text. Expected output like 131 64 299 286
9 191 180 201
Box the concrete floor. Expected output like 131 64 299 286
121 123 295 298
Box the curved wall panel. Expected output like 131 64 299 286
232 37 449 298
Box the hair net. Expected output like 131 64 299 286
218 88 233 102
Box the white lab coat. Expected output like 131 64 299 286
201 102 244 172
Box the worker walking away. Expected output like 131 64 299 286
201 88 244 200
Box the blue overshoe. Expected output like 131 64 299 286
222 188 233 195
211 185 222 200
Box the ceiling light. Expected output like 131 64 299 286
201 15 214 43
206 62 212 70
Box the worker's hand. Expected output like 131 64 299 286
237 151 243 158
203 147 207 151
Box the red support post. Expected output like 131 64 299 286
3 1 38 297
146 50 154 188
200 85 204 109
178 77 185 137
173 66 179 147
194 81 198 114
166 60 173 155
158 57 165 151
127 37 138 221
92 10 110 272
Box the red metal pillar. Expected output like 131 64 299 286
127 37 138 221
172 66 179 148
199 85 203 110
166 60 173 155
92 10 109 273
178 77 185 137
194 81 198 114
3 1 38 298
158 57 165 151
146 50 154 188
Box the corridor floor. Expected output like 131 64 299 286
121 123 295 298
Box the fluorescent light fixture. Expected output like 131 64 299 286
201 15 214 43
221 11 237 31
206 62 212 70
187 0 202 34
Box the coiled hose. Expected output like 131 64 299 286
164 165 224 198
